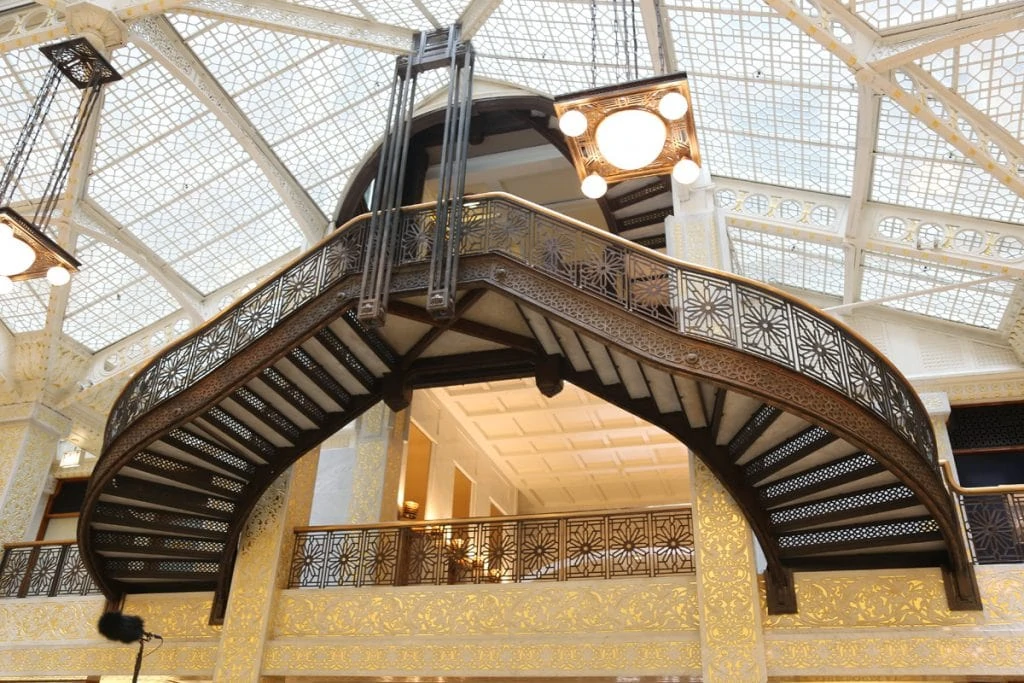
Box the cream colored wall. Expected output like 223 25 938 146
410 390 517 519
2 567 1024 680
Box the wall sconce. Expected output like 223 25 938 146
401 500 420 520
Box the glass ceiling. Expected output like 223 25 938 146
0 0 1022 357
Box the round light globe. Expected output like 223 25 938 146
47 265 71 286
672 158 701 185
595 109 666 171
580 173 608 199
0 234 36 277
0 223 12 240
658 92 689 120
558 110 588 137
0 275 12 295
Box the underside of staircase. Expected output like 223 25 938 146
80 193 981 621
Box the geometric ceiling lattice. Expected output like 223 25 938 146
919 35 1024 141
170 14 395 214
853 0 1016 32
88 43 305 295
860 251 1017 329
472 0 654 96
727 225 845 298
665 3 857 195
62 235 181 352
872 97 1024 222
0 277 51 334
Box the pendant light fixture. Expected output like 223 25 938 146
0 37 121 293
553 1 702 198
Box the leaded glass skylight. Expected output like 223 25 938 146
852 0 1019 33
173 15 395 214
859 251 1015 329
473 0 653 96
727 225 845 297
62 235 180 352
872 97 1024 222
0 278 49 333
919 34 1024 140
88 44 305 295
665 4 857 195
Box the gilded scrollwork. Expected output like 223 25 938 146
262 638 702 676
691 460 767 681
764 565 1024 629
272 577 699 637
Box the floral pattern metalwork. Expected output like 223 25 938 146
105 194 935 472
288 506 694 589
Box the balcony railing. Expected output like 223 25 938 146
0 541 100 598
289 505 694 589
942 461 1024 565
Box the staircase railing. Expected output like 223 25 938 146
103 193 936 469
0 540 100 598
942 460 1024 564
289 505 694 589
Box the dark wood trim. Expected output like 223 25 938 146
389 299 540 353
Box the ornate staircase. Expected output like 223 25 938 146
81 193 980 621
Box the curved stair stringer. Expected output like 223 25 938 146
82 193 982 623
480 257 981 612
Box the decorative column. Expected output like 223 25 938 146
921 391 956 474
211 452 318 681
691 458 767 682
349 403 406 523
665 171 721 269
0 402 69 544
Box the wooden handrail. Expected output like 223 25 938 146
2 539 77 550
940 459 1024 496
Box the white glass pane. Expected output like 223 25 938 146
860 252 1014 329
89 48 305 295
62 235 181 352
727 226 845 297
665 6 856 195
0 278 49 333
473 0 654 95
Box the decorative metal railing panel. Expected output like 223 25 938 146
0 542 100 598
957 492 1024 564
288 506 695 589
104 194 934 467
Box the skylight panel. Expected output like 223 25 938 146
89 47 305 295
871 98 1024 222
664 5 857 195
173 16 395 215
62 236 180 352
853 0 1017 32
859 252 1014 329
286 0 430 28
472 0 654 96
919 34 1024 140
727 226 844 297
0 278 49 333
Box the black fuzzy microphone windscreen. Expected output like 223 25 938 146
97 612 145 643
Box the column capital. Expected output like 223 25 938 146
920 391 952 421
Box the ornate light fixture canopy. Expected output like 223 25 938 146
0 36 120 293
554 73 702 198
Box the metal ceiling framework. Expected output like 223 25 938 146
2 0 1024 396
